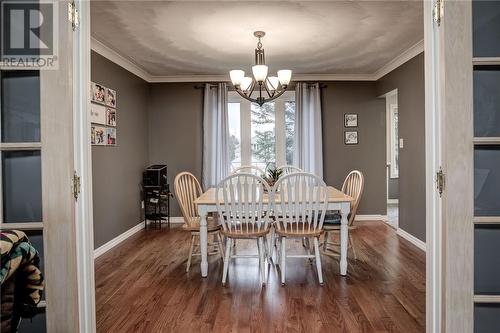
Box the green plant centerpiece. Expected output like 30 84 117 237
262 167 283 190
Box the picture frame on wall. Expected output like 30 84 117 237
344 113 358 127
91 125 106 145
90 103 106 125
344 131 358 145
106 128 117 145
106 88 116 108
106 108 116 127
91 82 106 104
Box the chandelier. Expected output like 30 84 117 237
229 31 292 107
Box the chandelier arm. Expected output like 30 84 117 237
263 81 274 99
248 80 256 96
261 88 287 104
234 87 259 104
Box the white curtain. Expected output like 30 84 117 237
294 82 323 178
202 83 230 189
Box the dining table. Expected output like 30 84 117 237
194 186 354 278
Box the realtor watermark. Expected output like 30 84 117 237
1 0 59 69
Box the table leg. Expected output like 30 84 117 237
199 206 209 277
340 202 349 276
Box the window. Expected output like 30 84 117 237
228 91 296 171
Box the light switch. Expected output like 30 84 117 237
399 138 404 148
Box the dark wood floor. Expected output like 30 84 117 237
95 222 425 333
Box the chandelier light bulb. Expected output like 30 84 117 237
230 70 245 86
240 77 253 92
277 70 292 86
266 76 280 91
252 65 268 82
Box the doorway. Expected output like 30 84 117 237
383 89 399 229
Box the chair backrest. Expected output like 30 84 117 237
174 172 203 227
216 173 271 235
341 170 365 226
273 172 328 234
232 165 264 176
278 165 303 175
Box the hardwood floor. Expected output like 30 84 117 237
95 222 425 333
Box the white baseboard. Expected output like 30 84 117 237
397 228 426 252
94 221 145 258
169 217 184 224
355 214 388 222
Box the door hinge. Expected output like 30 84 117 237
68 1 80 31
433 0 444 26
436 167 445 198
73 171 81 201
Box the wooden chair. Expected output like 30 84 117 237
174 172 224 272
323 170 364 260
232 165 264 176
273 172 329 285
277 165 302 175
216 173 272 286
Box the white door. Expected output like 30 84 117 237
0 1 82 331
425 0 474 332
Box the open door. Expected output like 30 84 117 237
0 1 84 331
425 0 474 331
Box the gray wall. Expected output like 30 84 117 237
91 51 150 248
376 53 426 241
147 83 204 217
322 82 387 215
91 53 426 246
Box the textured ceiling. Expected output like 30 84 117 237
91 1 423 76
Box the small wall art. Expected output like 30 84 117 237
90 103 106 125
106 108 116 127
90 82 118 146
106 128 117 145
106 88 116 108
91 125 106 145
344 113 358 127
345 131 358 145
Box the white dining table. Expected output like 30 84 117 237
194 186 354 278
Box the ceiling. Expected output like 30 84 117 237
90 1 424 78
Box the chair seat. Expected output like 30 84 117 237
182 217 221 232
275 221 323 237
220 225 271 239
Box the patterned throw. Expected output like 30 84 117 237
0 230 44 311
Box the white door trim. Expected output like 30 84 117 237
424 1 442 331
74 1 97 332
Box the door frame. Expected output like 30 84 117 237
72 1 468 332
73 1 97 332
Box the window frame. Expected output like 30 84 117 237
228 90 295 169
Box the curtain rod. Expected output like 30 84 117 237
194 82 327 89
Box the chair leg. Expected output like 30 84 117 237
186 234 196 273
222 238 232 286
257 237 266 286
217 232 225 261
269 228 275 262
349 233 358 260
313 237 324 285
323 232 329 251
280 237 286 286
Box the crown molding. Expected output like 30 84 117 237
372 39 424 80
91 36 424 83
91 37 152 82
148 74 228 83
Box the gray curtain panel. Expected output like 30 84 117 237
202 83 230 189
294 82 324 178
